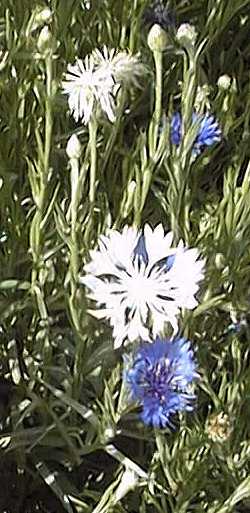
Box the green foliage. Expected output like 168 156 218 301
0 0 250 511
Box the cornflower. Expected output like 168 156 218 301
62 55 116 124
125 337 197 428
80 224 205 349
171 111 221 155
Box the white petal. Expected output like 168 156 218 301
144 224 174 267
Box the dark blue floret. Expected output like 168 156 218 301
125 337 197 428
194 114 221 152
170 112 182 145
133 233 149 265
165 254 175 271
143 1 176 31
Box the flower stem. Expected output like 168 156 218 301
89 117 98 204
140 50 163 220
149 49 163 157
29 52 53 362
70 157 80 284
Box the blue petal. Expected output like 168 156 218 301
171 112 182 145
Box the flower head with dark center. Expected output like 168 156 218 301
80 224 205 349
171 111 221 155
125 337 197 428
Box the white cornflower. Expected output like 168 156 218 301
80 224 205 349
62 55 116 124
92 46 147 90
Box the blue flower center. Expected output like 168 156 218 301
139 358 174 401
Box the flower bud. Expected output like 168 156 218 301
176 23 197 48
147 24 168 52
35 7 52 25
206 412 232 443
217 74 231 91
37 26 52 54
123 180 136 217
114 469 138 502
214 253 226 270
66 134 81 160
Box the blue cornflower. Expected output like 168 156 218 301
171 111 221 155
125 337 198 428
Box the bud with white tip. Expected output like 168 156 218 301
37 25 52 54
147 24 168 52
217 74 231 91
176 23 197 48
35 7 52 25
66 134 81 160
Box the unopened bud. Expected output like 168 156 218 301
176 23 197 48
214 253 225 270
35 7 52 25
103 426 115 441
217 74 231 91
123 181 136 217
66 134 81 159
37 26 52 54
147 24 168 52
114 468 138 502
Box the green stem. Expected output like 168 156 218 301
30 52 53 362
89 117 98 204
70 157 79 283
170 49 197 240
31 54 53 287
149 49 163 157
154 49 163 132
44 56 53 178
141 50 163 218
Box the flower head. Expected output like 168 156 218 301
80 224 205 349
176 23 197 48
62 56 116 124
91 46 146 90
171 111 221 155
125 337 197 428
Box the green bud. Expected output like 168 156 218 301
214 253 226 270
35 7 52 25
37 25 52 54
147 24 168 52
217 74 231 91
176 23 197 48
66 134 81 160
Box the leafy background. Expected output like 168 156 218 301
0 0 250 512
